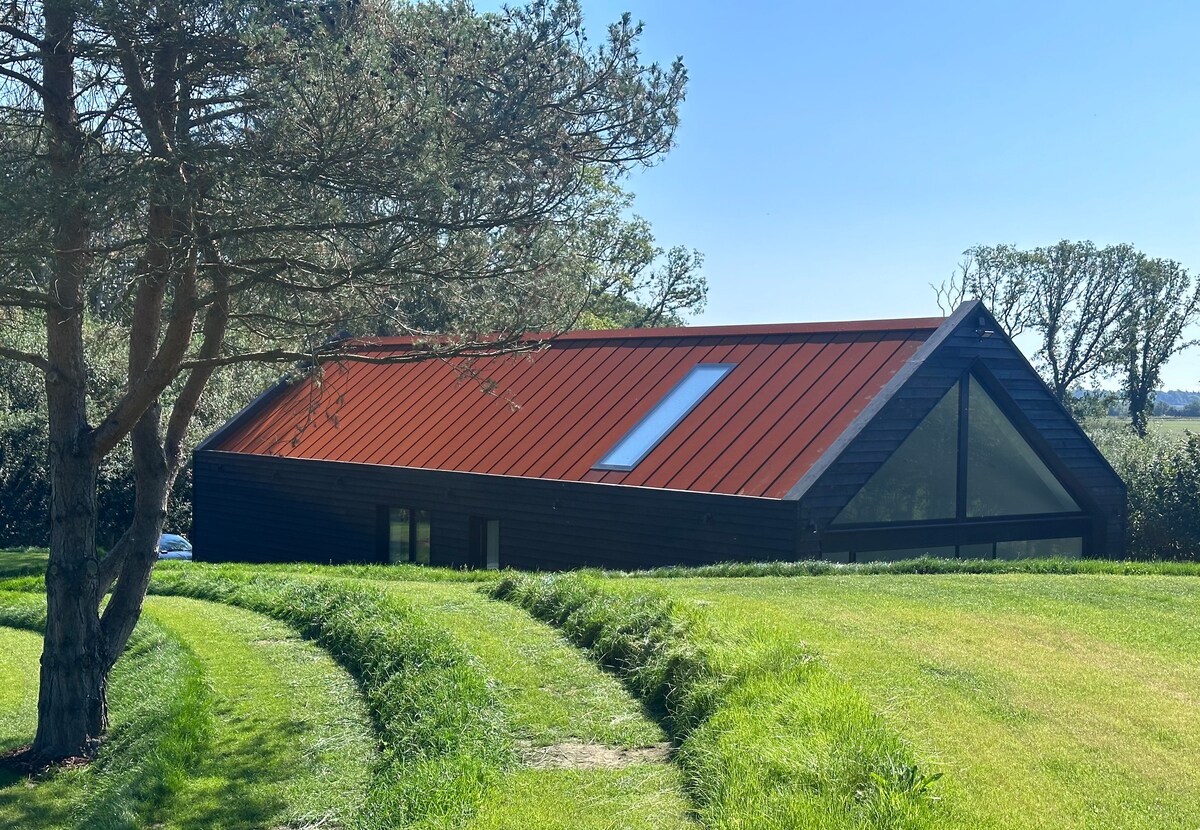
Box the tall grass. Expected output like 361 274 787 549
491 573 946 830
150 566 515 830
599 556 1200 579
0 593 209 830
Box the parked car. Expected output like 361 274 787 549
157 533 193 560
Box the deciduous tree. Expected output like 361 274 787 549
936 241 1138 405
1119 258 1200 437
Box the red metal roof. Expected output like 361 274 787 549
212 317 944 498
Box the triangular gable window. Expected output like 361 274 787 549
833 373 1079 526
833 384 959 524
966 376 1078 516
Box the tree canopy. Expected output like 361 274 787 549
0 0 690 764
936 241 1199 433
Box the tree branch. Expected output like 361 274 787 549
0 345 51 372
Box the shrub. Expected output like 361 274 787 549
1087 421 1200 560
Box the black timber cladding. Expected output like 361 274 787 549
193 450 799 569
795 302 1127 558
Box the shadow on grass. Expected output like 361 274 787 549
159 698 330 830
0 551 47 581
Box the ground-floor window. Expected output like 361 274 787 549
389 507 431 564
831 536 1083 563
470 517 501 570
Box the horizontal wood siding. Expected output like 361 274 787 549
193 451 799 569
799 308 1127 558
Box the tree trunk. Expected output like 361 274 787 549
30 441 106 763
1129 388 1151 438
99 407 173 672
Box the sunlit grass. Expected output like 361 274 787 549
466 766 694 830
0 626 41 758
143 596 375 829
380 580 695 830
381 581 663 748
0 604 208 830
647 574 1200 830
494 574 945 830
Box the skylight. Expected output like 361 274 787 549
595 364 735 471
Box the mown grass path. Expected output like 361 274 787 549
142 596 377 829
379 581 695 830
643 574 1200 830
0 626 41 758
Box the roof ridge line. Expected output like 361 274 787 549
349 316 947 349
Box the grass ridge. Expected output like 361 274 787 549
149 565 515 830
491 572 947 830
0 593 210 830
596 556 1200 578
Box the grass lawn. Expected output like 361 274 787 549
143 596 376 829
631 574 1200 830
0 626 41 757
0 549 47 580
380 581 694 830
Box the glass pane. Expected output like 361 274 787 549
855 546 956 563
485 520 500 570
833 385 959 525
966 377 1079 517
995 537 1082 560
389 508 411 563
596 364 735 470
414 510 431 565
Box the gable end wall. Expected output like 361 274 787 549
797 309 1127 558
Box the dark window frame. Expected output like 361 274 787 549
824 364 1097 556
385 506 432 565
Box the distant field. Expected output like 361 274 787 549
633 574 1200 830
1152 417 1200 436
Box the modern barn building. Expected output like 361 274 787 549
193 301 1126 569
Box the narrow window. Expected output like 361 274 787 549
388 508 411 563
470 517 501 570
414 509 432 565
388 507 432 565
485 520 500 571
595 364 735 471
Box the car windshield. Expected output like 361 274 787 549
160 536 191 552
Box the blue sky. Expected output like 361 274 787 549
619 1 1199 285
498 1 1200 388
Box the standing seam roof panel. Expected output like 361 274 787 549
210 320 942 498
624 337 793 489
429 345 597 471
743 334 919 497
724 335 906 495
479 341 652 476
590 339 747 485
468 341 644 476
526 338 728 480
